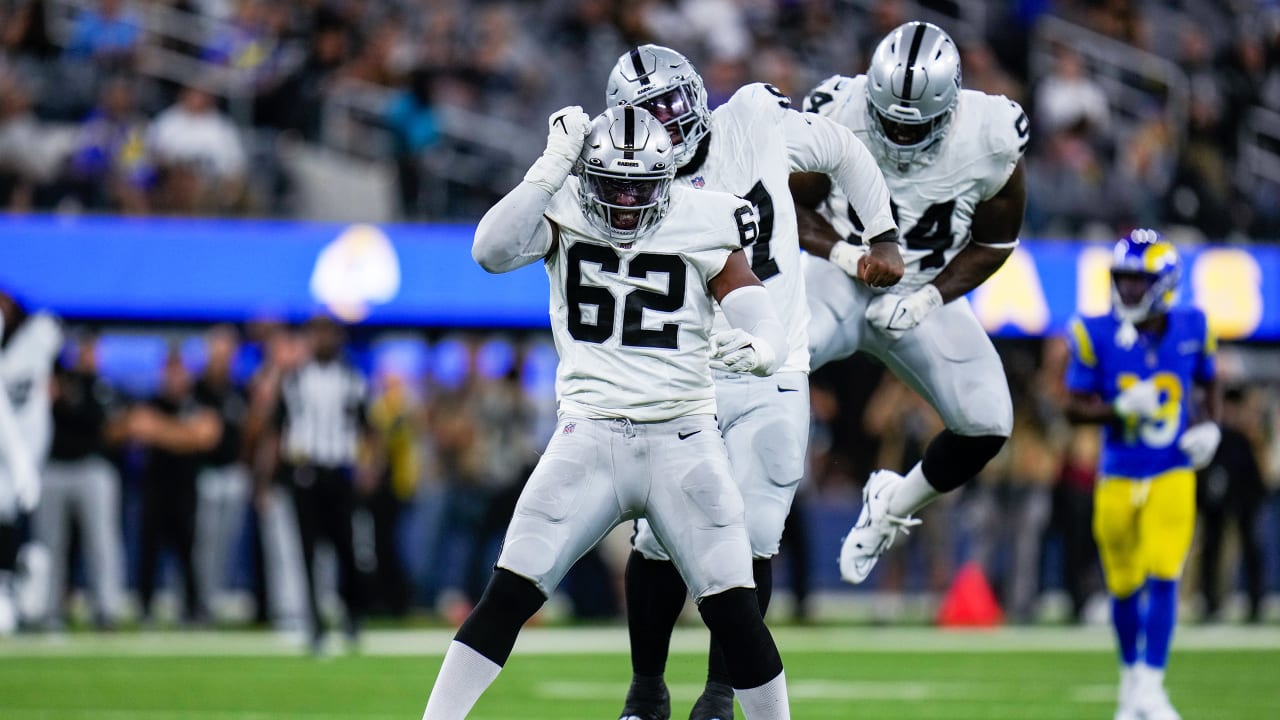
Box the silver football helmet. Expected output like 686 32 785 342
605 45 711 168
577 105 677 244
865 21 961 168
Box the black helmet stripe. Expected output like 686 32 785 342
900 23 928 100
623 105 635 159
630 48 650 85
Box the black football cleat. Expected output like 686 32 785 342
688 681 734 720
618 674 671 720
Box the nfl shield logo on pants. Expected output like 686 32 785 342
562 422 576 435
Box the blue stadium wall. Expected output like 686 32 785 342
2 214 1277 341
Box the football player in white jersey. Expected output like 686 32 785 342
792 21 1028 585
421 105 793 720
604 44 900 720
0 290 62 634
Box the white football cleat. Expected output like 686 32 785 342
1113 666 1140 720
838 470 921 584
1132 667 1181 720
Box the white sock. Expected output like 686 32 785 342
735 671 789 720
422 641 503 720
1136 663 1165 688
887 462 940 517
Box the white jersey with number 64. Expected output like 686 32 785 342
804 74 1027 292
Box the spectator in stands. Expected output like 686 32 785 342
125 348 223 625
0 71 63 210
201 0 279 73
386 67 439 219
959 39 1024 104
365 369 420 617
0 72 41 209
1108 110 1175 231
1085 0 1150 50
1163 85 1233 238
65 0 141 68
1035 44 1110 136
34 329 125 629
193 325 250 622
148 85 247 213
421 378 488 622
1196 386 1266 623
990 402 1062 623
1054 426 1104 622
253 8 349 138
1025 121 1112 236
242 321 307 630
640 0 751 65
1 0 56 64
65 77 153 213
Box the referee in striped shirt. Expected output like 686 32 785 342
272 316 378 653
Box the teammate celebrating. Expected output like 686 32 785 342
793 21 1027 583
603 44 900 720
1065 231 1218 720
420 105 792 720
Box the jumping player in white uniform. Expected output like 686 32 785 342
0 291 62 634
420 105 793 720
604 44 900 720
792 22 1028 584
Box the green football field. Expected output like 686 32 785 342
0 625 1277 719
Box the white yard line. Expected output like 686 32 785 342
0 625 1277 658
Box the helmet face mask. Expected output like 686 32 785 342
1110 229 1180 324
865 21 961 169
578 105 676 244
606 45 711 167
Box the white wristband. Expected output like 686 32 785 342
829 242 865 278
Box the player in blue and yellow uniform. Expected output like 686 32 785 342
1064 230 1220 720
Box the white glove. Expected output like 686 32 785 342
1179 421 1222 470
524 105 592 195
864 284 943 340
1114 380 1161 420
829 242 866 279
710 328 776 377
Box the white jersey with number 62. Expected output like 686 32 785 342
543 178 750 423
804 74 1027 292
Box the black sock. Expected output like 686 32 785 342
454 568 546 666
705 558 773 688
0 521 17 573
625 550 688 677
698 587 782 690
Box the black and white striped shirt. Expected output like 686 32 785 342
277 360 368 468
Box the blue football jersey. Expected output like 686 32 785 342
1065 307 1216 478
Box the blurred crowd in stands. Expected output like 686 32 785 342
5 0 1280 633
0 0 1278 238
29 318 1280 632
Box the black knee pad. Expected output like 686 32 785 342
455 568 546 666
921 430 1007 493
698 587 782 689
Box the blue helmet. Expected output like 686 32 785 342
1110 228 1181 324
